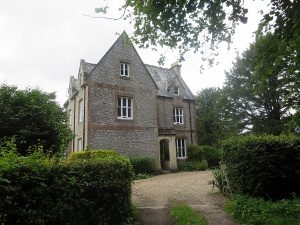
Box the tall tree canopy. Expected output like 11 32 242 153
123 0 300 64
0 85 72 156
195 88 236 145
223 34 300 135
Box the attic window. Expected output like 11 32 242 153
174 86 179 95
120 62 129 77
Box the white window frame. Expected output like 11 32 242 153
176 139 186 159
173 108 183 124
78 99 84 123
117 97 133 120
77 138 82 151
120 62 129 77
174 86 180 95
68 109 72 125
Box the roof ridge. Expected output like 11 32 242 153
145 64 170 70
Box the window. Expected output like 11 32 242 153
117 97 133 119
176 139 186 159
120 62 129 77
173 108 183 124
174 86 179 95
78 99 84 123
68 109 72 125
77 138 82 151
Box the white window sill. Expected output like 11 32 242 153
117 117 133 120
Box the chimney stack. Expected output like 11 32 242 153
170 61 181 76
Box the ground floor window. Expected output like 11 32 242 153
117 97 133 119
176 138 186 159
77 138 82 151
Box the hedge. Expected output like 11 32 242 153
0 149 133 225
177 159 208 171
222 135 300 199
201 145 220 168
186 145 204 161
129 157 156 174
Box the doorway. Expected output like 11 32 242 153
160 139 170 170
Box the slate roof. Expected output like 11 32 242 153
70 76 78 92
74 60 194 100
145 64 194 100
80 59 96 75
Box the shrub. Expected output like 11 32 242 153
201 145 220 168
68 149 118 160
177 160 208 171
187 145 204 161
0 150 133 225
222 135 300 199
225 195 300 225
129 157 156 174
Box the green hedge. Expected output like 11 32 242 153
225 195 300 225
186 145 204 161
177 160 208 171
201 145 220 168
222 135 300 199
0 150 133 225
68 149 119 160
129 157 156 174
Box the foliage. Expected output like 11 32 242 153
221 135 300 199
170 203 209 225
129 156 156 174
0 84 72 156
133 173 152 180
201 145 221 168
68 149 119 160
223 34 300 135
187 145 204 161
121 0 300 69
195 88 235 145
177 159 208 172
225 195 300 225
124 0 247 64
0 149 133 225
211 168 231 195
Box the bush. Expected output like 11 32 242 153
201 145 220 168
0 150 133 225
177 160 208 171
68 149 118 160
225 195 300 225
187 145 204 161
129 157 156 174
222 135 300 199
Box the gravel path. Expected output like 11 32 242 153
132 171 238 225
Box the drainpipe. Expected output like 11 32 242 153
188 100 193 145
83 84 86 150
73 99 76 152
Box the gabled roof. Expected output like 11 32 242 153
145 64 194 100
70 76 78 92
80 59 95 75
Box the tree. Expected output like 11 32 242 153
0 85 72 156
122 0 300 65
195 87 236 145
223 34 300 135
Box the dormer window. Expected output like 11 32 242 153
174 86 179 95
120 62 129 77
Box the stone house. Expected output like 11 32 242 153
64 32 196 170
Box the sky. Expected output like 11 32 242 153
0 0 267 105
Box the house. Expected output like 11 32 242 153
64 32 196 170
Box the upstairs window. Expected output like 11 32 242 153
78 99 84 123
117 97 133 119
176 138 186 159
120 62 129 77
174 86 180 95
173 108 183 124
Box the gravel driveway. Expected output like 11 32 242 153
133 171 238 225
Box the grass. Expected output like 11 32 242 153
224 195 300 225
170 204 209 225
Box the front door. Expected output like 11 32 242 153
160 139 170 170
